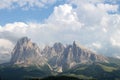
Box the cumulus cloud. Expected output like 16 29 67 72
69 0 118 27
0 39 13 49
0 38 14 63
0 0 56 9
110 30 120 47
46 4 83 31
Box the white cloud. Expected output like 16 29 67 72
70 1 118 27
2 22 28 32
0 39 13 49
97 3 118 12
0 0 56 9
46 4 83 31
0 38 13 64
48 4 77 23
110 30 120 47
92 42 102 49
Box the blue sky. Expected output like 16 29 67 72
0 7 52 25
0 0 67 26
0 0 120 63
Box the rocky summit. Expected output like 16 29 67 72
10 37 108 71
10 37 46 67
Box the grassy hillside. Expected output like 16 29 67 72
61 63 120 80
0 59 120 80
0 65 52 80
108 57 120 65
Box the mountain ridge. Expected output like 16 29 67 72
9 37 108 72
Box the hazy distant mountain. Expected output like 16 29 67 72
10 37 46 67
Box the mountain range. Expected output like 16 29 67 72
0 37 120 80
10 37 108 71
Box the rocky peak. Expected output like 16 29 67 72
10 37 46 66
